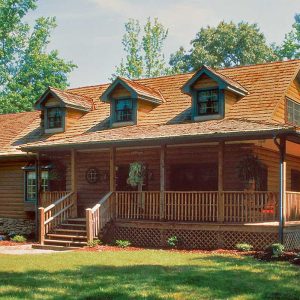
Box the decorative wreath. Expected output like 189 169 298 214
85 168 100 184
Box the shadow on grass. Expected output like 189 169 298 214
0 255 299 300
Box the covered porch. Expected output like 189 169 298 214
37 137 300 249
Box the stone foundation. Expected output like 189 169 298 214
0 218 35 236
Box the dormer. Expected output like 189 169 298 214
182 66 248 122
101 77 163 127
35 87 94 134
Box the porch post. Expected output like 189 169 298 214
71 149 78 217
110 147 116 219
218 141 225 222
279 137 286 244
160 145 166 220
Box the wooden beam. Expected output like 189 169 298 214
38 207 45 245
71 149 77 217
110 147 116 192
218 142 225 222
160 145 166 220
279 137 286 243
86 208 93 243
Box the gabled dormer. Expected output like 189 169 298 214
182 66 248 121
35 87 94 134
101 77 164 127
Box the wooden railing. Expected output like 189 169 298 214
86 192 115 243
223 191 278 223
286 191 300 222
116 191 161 220
40 191 70 208
39 191 75 245
164 191 218 222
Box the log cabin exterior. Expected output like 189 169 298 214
1 60 300 250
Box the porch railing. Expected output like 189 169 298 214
86 192 115 243
115 191 279 223
223 191 278 223
40 191 70 208
286 192 300 222
39 191 76 245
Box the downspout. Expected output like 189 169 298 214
273 135 285 244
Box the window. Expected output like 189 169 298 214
47 107 63 129
287 99 300 126
291 169 300 192
197 89 219 116
115 99 133 122
25 170 49 202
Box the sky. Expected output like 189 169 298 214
26 0 300 88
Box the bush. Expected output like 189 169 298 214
167 236 179 248
87 239 101 248
115 240 131 248
266 243 285 258
235 243 253 252
11 235 26 243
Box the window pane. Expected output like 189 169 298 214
26 171 36 202
47 108 63 129
41 171 49 192
115 99 133 122
197 89 219 115
287 99 300 126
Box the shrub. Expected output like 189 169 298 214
266 243 285 258
11 235 26 243
167 236 179 248
115 240 131 248
87 239 101 248
235 243 253 252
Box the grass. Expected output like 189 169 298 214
0 250 299 300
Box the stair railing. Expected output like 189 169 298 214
39 191 76 245
86 191 115 243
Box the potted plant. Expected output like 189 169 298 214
127 162 146 209
237 155 264 191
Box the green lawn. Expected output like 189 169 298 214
0 250 299 300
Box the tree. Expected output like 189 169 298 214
113 18 170 79
275 14 300 60
170 21 278 73
0 0 76 113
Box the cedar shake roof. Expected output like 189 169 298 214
0 111 40 155
35 86 95 111
1 59 300 153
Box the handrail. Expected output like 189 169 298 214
39 191 76 245
86 191 115 243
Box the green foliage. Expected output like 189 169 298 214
115 240 131 248
266 243 285 258
170 21 277 73
114 18 170 79
11 235 27 243
0 0 76 113
127 162 146 188
275 14 300 60
167 236 179 248
235 243 253 252
237 155 265 189
87 239 101 248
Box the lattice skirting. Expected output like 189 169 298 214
284 231 300 251
107 224 280 250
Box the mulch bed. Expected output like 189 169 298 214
0 241 27 246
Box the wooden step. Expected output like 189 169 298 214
32 244 78 251
67 218 85 222
65 218 86 224
44 239 87 247
53 229 87 234
60 223 86 228
47 233 87 240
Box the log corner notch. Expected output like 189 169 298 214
159 145 166 220
273 135 286 244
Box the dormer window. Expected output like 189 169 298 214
47 107 63 129
115 99 133 122
197 89 219 116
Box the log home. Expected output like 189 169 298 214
1 60 300 250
